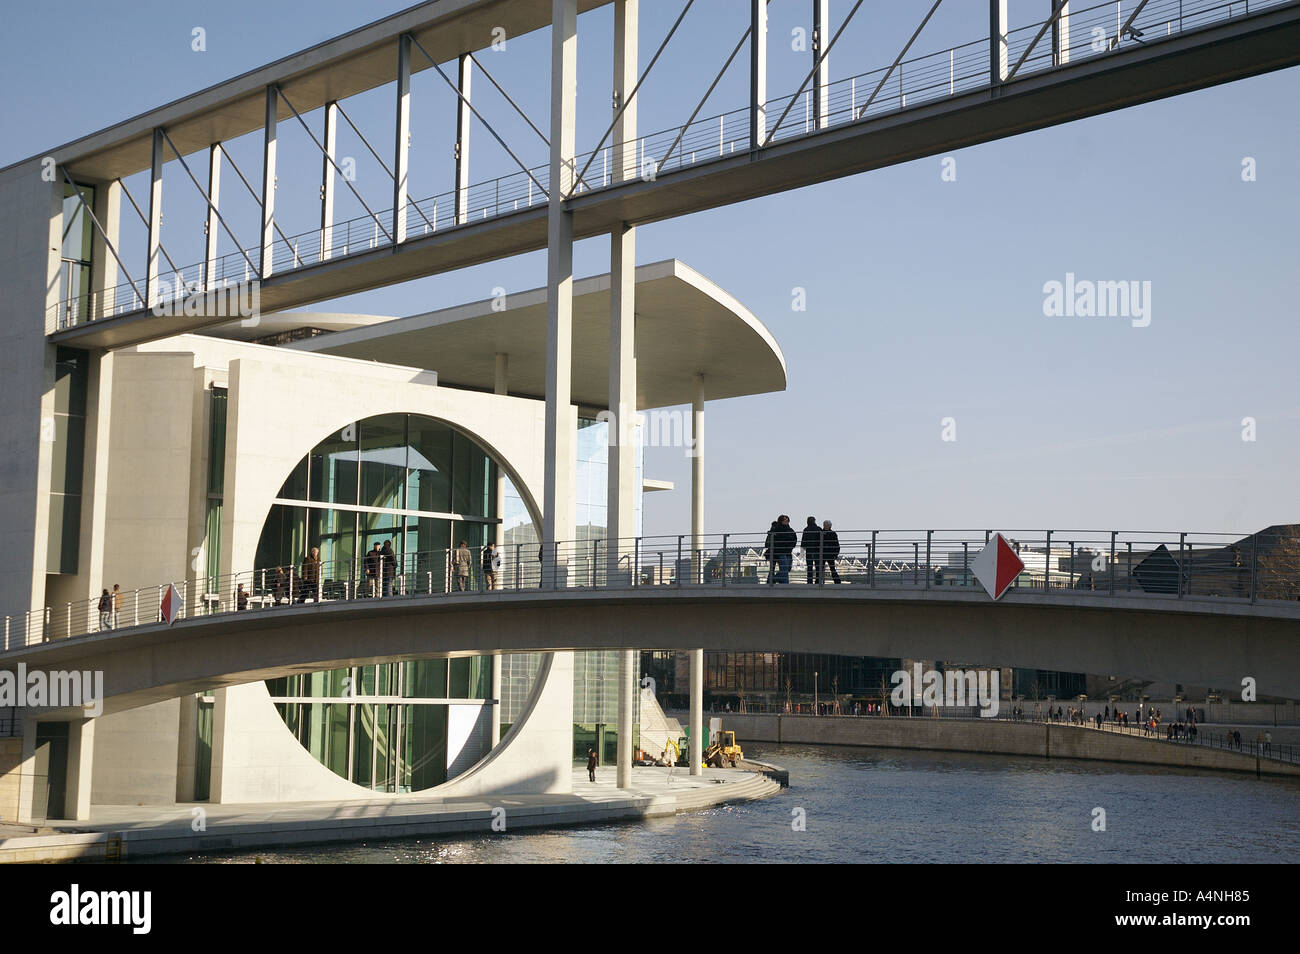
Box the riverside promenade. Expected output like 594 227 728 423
0 765 781 863
698 712 1300 778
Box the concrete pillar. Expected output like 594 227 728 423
1052 2 1071 66
608 226 636 580
813 0 830 129
146 128 164 306
543 0 579 587
16 717 38 824
65 718 94 821
750 0 768 147
455 52 473 226
689 648 703 775
90 178 122 315
494 352 509 396
617 648 635 788
608 0 638 587
989 0 1008 84
204 144 222 290
491 657 502 746
260 86 278 279
690 373 704 583
320 103 338 260
393 35 412 244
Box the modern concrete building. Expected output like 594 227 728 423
0 243 785 820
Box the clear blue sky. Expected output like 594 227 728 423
4 1 1297 538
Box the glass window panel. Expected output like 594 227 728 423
311 508 355 584
452 431 474 514
408 418 452 514
359 414 407 511
353 703 375 789
277 456 308 500
309 427 358 506
403 660 447 699
404 704 447 792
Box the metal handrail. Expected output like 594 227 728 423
45 0 1285 333
3 528 1296 653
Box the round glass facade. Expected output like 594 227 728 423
257 414 533 793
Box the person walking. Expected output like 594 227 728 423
454 540 472 592
299 547 321 602
97 589 113 631
272 566 289 604
380 540 397 597
111 583 123 628
586 747 598 783
364 542 382 597
800 517 822 584
236 583 249 611
481 541 498 591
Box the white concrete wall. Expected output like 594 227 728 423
90 699 181 805
0 162 62 616
446 703 492 777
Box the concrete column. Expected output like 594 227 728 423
65 718 94 821
260 86 278 279
617 648 635 787
491 657 502 746
1052 2 1071 66
393 35 412 244
612 0 638 181
494 353 509 396
146 128 164 306
455 52 473 226
750 0 768 147
608 226 636 581
989 0 1008 84
690 373 704 583
813 0 831 128
608 0 638 586
204 144 222 290
320 103 338 260
689 648 703 775
543 0 579 587
90 178 122 314
16 717 38 824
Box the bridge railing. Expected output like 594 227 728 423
3 528 1297 653
46 0 1289 333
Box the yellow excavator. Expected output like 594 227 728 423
704 729 744 768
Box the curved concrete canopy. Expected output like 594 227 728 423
7 587 1299 718
283 259 787 410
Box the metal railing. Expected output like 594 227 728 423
46 0 1287 333
3 528 1297 653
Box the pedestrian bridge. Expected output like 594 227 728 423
4 585 1298 718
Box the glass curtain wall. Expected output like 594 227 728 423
254 414 513 596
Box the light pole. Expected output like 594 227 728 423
814 670 819 715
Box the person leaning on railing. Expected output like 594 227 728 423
364 542 382 597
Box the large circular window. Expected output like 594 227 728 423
257 414 537 793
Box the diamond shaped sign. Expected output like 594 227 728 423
160 583 183 625
970 533 1025 600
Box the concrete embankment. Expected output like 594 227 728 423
0 765 783 863
701 713 1300 778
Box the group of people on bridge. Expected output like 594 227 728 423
764 515 842 585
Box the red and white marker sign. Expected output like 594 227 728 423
160 583 183 625
970 533 1025 601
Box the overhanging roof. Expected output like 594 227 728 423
284 259 786 410
25 0 613 181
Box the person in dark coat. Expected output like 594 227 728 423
379 540 397 596
800 517 822 584
299 547 321 602
820 520 842 584
765 515 797 584
586 747 598 783
763 520 781 584
364 542 382 597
